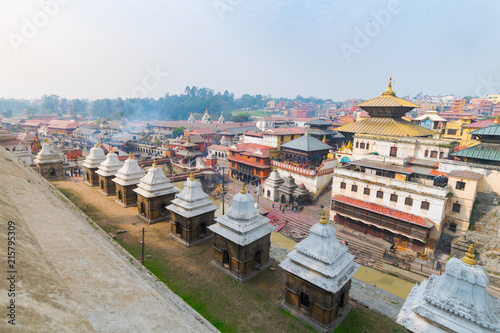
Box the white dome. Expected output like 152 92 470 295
227 185 259 220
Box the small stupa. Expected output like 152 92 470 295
13 142 33 165
82 142 106 186
201 108 212 124
188 112 195 123
280 210 359 332
95 147 124 196
34 138 64 179
397 244 500 333
134 160 180 224
218 112 225 124
262 167 284 202
209 183 274 282
112 153 146 207
167 172 218 247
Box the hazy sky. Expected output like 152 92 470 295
1 0 500 101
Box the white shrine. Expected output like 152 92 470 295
209 183 274 282
34 139 64 179
112 153 146 207
262 167 284 202
280 210 360 332
82 143 106 186
13 142 33 165
167 172 218 247
397 244 500 333
95 147 124 195
134 161 180 224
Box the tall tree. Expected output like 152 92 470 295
41 94 60 113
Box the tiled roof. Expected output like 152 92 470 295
333 195 433 227
227 156 271 169
244 131 263 137
357 95 420 108
336 117 434 137
228 143 272 157
47 120 79 129
451 143 500 162
207 144 230 151
447 170 483 180
280 133 331 152
264 127 305 135
461 119 494 128
471 123 500 136
305 119 332 126
192 128 216 135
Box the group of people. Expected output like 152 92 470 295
271 201 302 213
68 168 82 177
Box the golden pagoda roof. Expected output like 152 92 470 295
357 77 420 109
336 117 434 137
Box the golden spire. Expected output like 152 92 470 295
346 140 352 150
153 159 157 167
189 171 195 180
382 76 395 96
241 183 247 194
94 142 98 147
25 130 28 133
319 209 328 224
99 139 103 147
306 126 310 135
128 152 132 159
44 138 49 143
322 135 327 143
494 116 499 124
109 146 113 153
462 244 477 265
273 166 277 172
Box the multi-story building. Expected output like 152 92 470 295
331 79 477 260
486 94 500 104
451 99 465 113
228 143 274 185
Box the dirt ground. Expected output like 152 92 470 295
53 176 404 333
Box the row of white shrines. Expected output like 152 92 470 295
34 139 500 333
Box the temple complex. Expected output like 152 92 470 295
262 167 284 201
82 143 106 186
167 172 218 247
112 153 146 207
34 138 64 179
280 210 359 332
134 161 180 224
209 183 274 282
397 244 500 332
96 147 124 196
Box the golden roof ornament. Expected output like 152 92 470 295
494 116 499 124
94 142 98 147
322 135 327 143
382 76 396 96
346 140 352 150
319 209 328 224
189 172 195 180
99 139 103 147
306 126 310 135
462 244 477 265
109 146 113 153
128 152 132 159
273 166 277 172
241 183 247 194
45 138 49 143
153 159 157 167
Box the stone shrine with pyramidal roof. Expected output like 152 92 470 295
134 160 180 224
167 172 218 247
280 210 359 333
82 143 106 186
34 139 64 179
209 183 274 282
397 244 500 333
112 153 146 207
95 147 123 196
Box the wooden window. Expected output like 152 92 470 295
340 182 346 189
376 191 383 199
421 201 430 210
452 203 461 213
363 188 370 195
356 141 359 148
456 181 466 190
424 150 429 157
430 151 438 158
405 197 413 206
390 147 397 157
390 194 398 202
366 143 369 149
360 142 365 149
351 184 358 192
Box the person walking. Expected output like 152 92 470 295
282 206 285 214
272 202 275 209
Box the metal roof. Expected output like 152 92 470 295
470 123 500 136
280 133 332 152
305 119 332 126
336 117 434 137
451 143 500 162
448 170 483 180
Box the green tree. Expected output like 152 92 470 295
1 109 13 118
172 127 185 138
231 113 250 123
41 94 60 113
25 107 37 119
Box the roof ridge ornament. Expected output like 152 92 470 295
462 243 477 265
382 76 396 96
241 182 247 194
45 138 49 143
190 171 195 180
494 115 499 124
319 209 328 224
128 152 133 159
153 159 157 168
